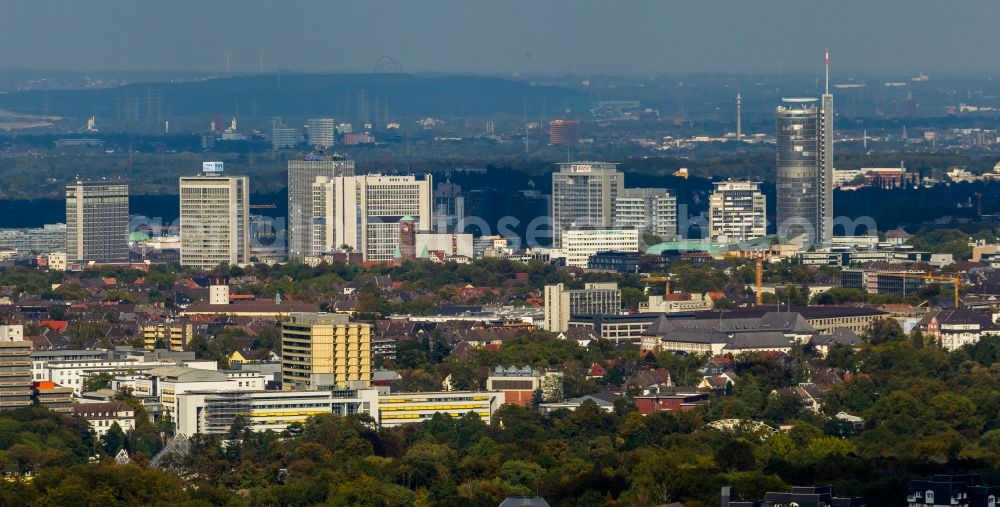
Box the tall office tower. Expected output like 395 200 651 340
614 188 678 240
433 181 465 233
287 154 355 260
270 117 299 149
65 180 129 263
281 312 372 390
0 325 32 412
708 181 767 242
551 162 624 248
305 118 336 149
775 52 834 246
310 174 433 261
543 283 621 333
548 119 580 145
179 172 249 269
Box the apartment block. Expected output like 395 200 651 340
179 174 249 269
141 321 194 351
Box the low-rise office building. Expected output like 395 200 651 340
686 306 886 335
485 366 563 406
722 485 866 507
638 293 714 314
802 247 952 267
921 309 1000 351
543 282 621 333
378 390 505 428
567 314 659 344
174 387 505 434
72 401 136 437
31 381 74 413
557 229 639 268
175 389 352 436
117 366 263 419
640 312 815 355
907 474 1000 507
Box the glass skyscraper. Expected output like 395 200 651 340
775 93 833 247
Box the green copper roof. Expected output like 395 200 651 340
645 235 778 255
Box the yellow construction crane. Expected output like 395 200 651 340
880 272 961 307
641 276 671 296
755 257 764 306
726 251 766 305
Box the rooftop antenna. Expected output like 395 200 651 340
824 47 830 96
736 88 742 141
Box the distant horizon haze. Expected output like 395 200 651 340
1 1 998 75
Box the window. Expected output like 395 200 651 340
926 490 934 503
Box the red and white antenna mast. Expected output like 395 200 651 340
825 47 830 95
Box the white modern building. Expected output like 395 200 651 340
310 174 433 261
551 162 624 248
0 324 23 342
179 174 250 269
47 252 67 271
415 232 474 259
286 154 355 260
708 180 767 243
0 224 67 259
271 117 299 149
638 294 715 314
614 188 677 240
35 358 181 395
174 387 505 435
557 228 639 268
175 389 350 436
124 366 265 418
305 118 336 149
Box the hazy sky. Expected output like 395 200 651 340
2 1 998 75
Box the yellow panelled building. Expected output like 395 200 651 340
142 321 193 351
281 313 371 390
